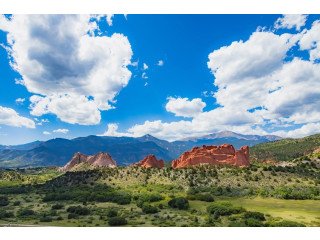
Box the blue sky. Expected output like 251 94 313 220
0 14 320 145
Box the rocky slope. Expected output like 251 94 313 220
61 152 117 171
133 155 164 168
172 144 249 168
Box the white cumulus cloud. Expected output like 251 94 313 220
15 98 25 105
53 128 69 134
274 14 308 31
0 15 133 125
165 97 206 118
100 123 132 137
0 106 35 128
299 20 320 61
103 17 320 141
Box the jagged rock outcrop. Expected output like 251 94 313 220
133 155 164 169
171 144 249 169
61 152 116 171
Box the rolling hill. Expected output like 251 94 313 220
251 133 320 161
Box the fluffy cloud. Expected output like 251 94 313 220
0 15 133 125
273 122 320 138
15 98 25 105
106 14 114 26
0 106 35 128
42 128 69 135
100 123 132 137
53 128 69 134
106 18 320 141
125 119 266 141
165 97 206 118
274 14 308 31
143 63 148 70
264 58 320 124
299 20 320 61
29 94 101 125
34 118 49 126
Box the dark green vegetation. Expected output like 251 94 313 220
0 157 319 226
251 133 320 161
168 197 189 210
0 134 319 226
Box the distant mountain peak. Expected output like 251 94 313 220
138 134 160 141
182 131 281 142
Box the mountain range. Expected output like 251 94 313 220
0 131 281 168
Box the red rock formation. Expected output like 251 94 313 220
134 155 164 169
171 144 249 169
86 152 116 167
61 152 117 171
60 152 88 171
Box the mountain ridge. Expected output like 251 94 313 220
0 131 282 168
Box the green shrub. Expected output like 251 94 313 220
245 218 264 227
108 216 128 226
39 216 53 222
51 203 64 210
168 197 189 210
68 213 78 219
141 204 159 214
268 220 306 227
228 221 246 227
187 193 214 202
243 211 265 221
106 208 118 218
0 196 9 206
207 202 245 217
67 205 90 215
42 185 131 205
13 201 21 206
18 209 35 217
137 193 164 203
0 210 14 219
272 186 319 200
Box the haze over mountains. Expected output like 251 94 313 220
0 131 281 168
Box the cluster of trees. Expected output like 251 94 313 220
168 197 189 210
51 203 64 210
207 202 244 218
0 196 9 206
187 192 215 202
108 216 127 226
17 208 35 217
135 193 164 208
67 205 90 219
251 134 320 161
0 210 14 219
141 204 159 214
0 186 29 194
42 185 131 205
259 186 320 200
104 207 128 226
43 170 102 188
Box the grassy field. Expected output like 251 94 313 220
224 197 320 226
0 162 319 227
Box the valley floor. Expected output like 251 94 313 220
0 163 319 227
